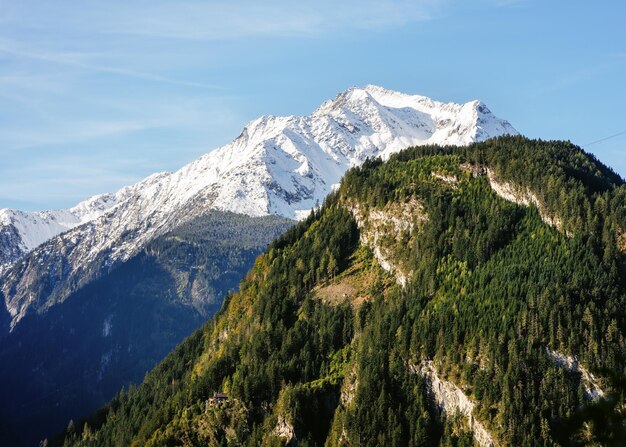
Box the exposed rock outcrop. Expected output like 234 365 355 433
486 169 569 235
431 171 459 186
546 349 605 401
347 198 426 286
273 415 296 445
411 360 496 447
340 366 358 406
618 227 626 255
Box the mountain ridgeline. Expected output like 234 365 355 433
56 136 626 446
1 85 515 334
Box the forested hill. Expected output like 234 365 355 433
55 136 626 446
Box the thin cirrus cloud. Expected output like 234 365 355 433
0 152 152 200
537 62 618 95
3 1 435 41
1 0 441 41
0 94 243 152
101 1 439 40
0 171 140 205
0 38 225 91
0 1 440 94
0 120 168 151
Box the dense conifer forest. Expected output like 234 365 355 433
55 137 626 446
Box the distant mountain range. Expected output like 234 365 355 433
0 85 516 445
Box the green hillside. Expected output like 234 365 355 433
55 136 626 446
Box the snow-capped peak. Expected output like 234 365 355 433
0 85 517 275
0 192 120 262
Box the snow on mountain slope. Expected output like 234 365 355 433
1 85 517 328
172 84 516 219
0 184 139 272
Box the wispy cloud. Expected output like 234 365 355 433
0 1 441 42
0 172 141 207
101 1 439 40
0 93 244 152
0 120 167 151
0 0 445 101
0 151 151 208
0 39 225 90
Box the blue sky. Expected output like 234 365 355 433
1 0 625 210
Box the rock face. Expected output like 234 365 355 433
347 198 426 285
273 415 296 445
486 169 567 234
413 361 496 447
340 366 358 406
546 349 605 401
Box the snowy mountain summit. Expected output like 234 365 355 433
0 85 516 326
201 84 516 219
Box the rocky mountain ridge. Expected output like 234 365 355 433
1 85 516 330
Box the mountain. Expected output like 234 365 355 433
55 137 626 447
0 211 292 446
0 85 516 445
0 85 515 263
1 85 516 332
0 189 132 273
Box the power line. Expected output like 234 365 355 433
582 130 626 147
